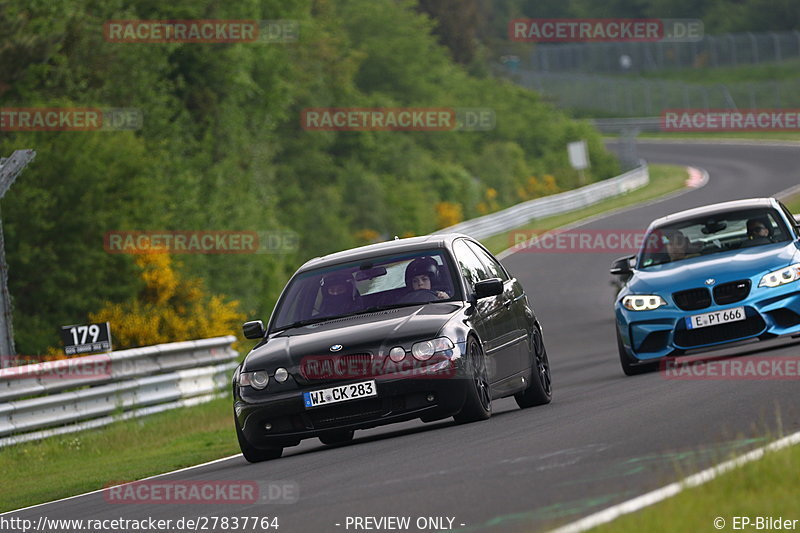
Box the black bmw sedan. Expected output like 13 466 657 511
233 233 552 462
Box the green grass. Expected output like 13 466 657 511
598 130 800 142
587 438 800 533
630 58 800 84
635 132 800 142
0 395 239 513
480 164 689 255
780 193 800 212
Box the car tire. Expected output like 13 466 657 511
453 337 492 423
319 430 354 446
515 325 552 408
235 416 283 463
617 328 659 376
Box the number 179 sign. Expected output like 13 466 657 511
60 322 112 355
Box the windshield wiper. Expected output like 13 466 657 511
271 314 352 333
273 303 423 332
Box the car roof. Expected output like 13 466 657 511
649 198 779 229
296 233 472 273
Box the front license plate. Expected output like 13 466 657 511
303 380 377 409
685 306 746 329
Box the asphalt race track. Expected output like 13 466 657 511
6 140 800 533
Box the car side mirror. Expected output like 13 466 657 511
610 255 634 276
243 320 266 339
474 278 503 299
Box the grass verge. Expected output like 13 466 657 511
480 164 690 255
0 395 239 513
587 437 800 533
630 58 800 84
635 132 800 142
781 193 800 212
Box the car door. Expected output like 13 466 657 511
452 239 516 383
464 240 531 380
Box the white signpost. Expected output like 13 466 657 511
568 140 590 185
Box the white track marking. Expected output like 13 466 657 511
546 430 800 533
0 453 243 516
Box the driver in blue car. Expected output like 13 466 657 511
406 257 449 300
746 218 772 243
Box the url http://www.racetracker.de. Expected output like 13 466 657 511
0 515 280 533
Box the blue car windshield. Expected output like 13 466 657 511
639 208 791 268
270 250 460 331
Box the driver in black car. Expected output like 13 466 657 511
405 257 449 300
318 272 360 316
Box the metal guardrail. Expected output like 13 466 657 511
0 336 238 447
434 162 649 240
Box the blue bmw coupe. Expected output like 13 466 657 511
611 198 800 375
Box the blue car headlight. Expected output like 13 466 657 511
759 263 800 288
621 295 667 311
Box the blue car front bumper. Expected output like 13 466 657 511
616 281 800 361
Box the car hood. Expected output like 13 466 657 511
630 241 800 293
243 302 463 372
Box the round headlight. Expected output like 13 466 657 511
251 371 269 390
389 347 406 362
274 368 289 383
412 341 435 361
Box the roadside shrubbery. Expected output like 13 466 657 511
2 0 618 353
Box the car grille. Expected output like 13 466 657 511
673 311 766 348
713 280 751 305
299 353 374 381
306 398 385 428
673 288 712 311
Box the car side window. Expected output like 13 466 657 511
452 240 490 290
465 241 509 281
778 202 799 234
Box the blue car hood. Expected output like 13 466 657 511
630 241 800 292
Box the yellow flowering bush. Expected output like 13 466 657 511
89 254 245 350
435 202 463 229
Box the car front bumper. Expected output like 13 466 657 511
234 357 471 448
617 283 800 361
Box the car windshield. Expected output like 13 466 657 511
639 208 790 268
270 250 460 332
